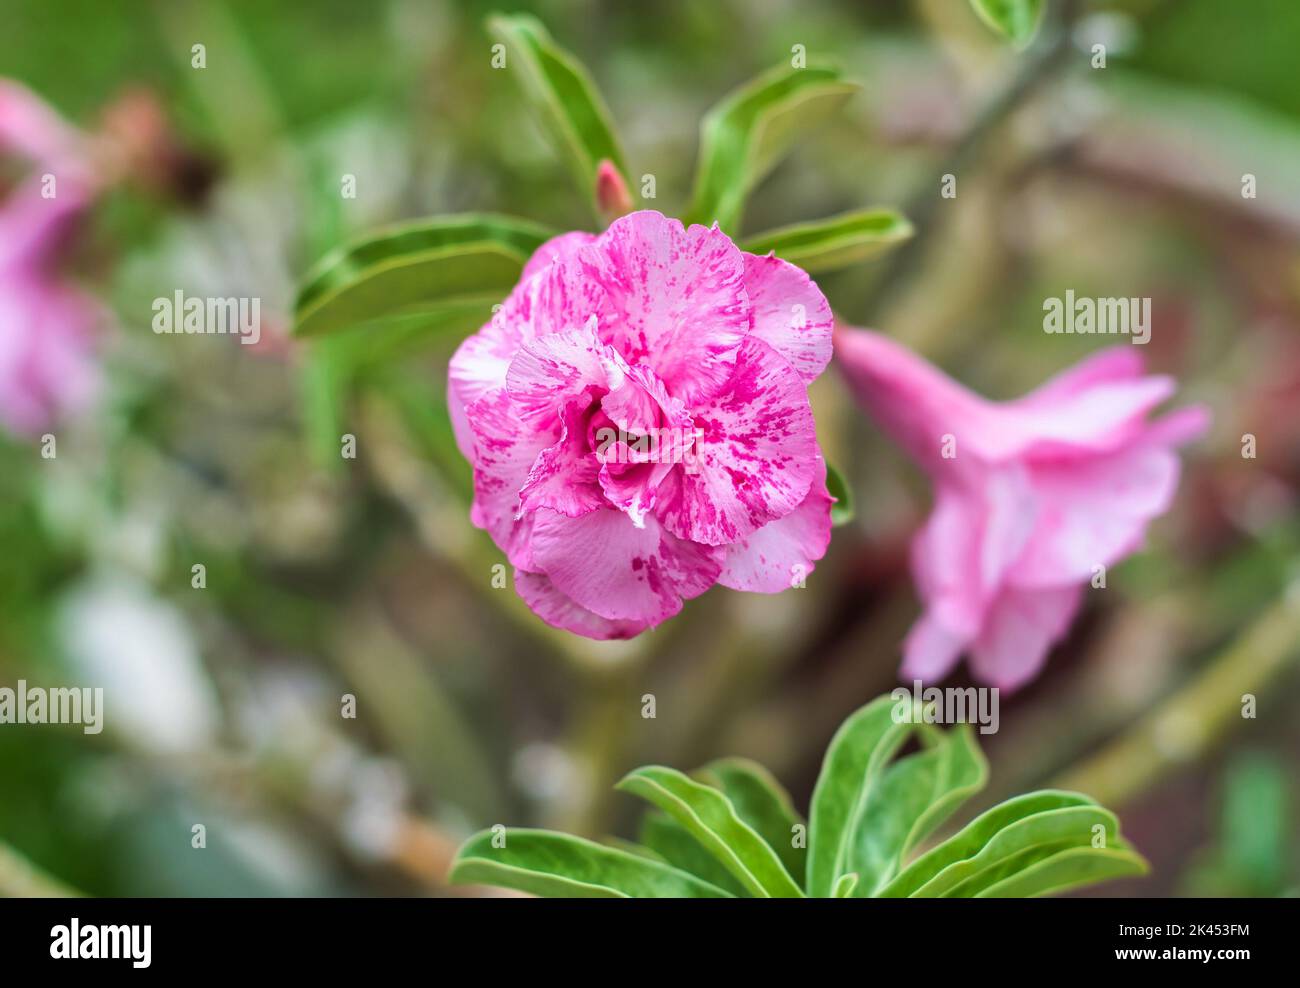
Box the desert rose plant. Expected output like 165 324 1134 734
449 694 1148 897
288 11 1193 896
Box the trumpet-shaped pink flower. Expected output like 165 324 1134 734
449 210 835 638
0 81 102 437
835 326 1209 691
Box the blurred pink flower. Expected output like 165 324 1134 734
449 210 835 639
835 326 1209 691
0 80 103 437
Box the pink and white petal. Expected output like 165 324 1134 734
1011 444 1182 587
900 612 970 684
833 326 1004 471
742 252 833 385
600 362 690 445
466 389 554 570
910 466 1037 637
448 323 520 457
994 375 1177 461
521 231 598 281
656 336 819 546
0 80 87 169
514 570 648 640
1015 346 1144 405
530 507 722 626
598 458 674 528
505 319 624 422
494 252 613 345
517 404 604 518
968 584 1084 692
1139 404 1211 449
718 463 833 592
582 211 749 404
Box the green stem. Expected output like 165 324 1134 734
1053 584 1300 807
865 7 1076 320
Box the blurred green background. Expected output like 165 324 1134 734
1 0 1297 897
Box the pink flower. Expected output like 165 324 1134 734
835 326 1209 691
449 210 835 639
0 81 102 437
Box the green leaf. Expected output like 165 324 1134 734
844 722 989 896
824 462 854 527
925 805 1125 897
293 213 554 338
831 873 859 897
879 791 1097 897
741 209 913 273
968 0 1045 49
487 13 631 217
617 766 804 897
449 828 733 898
696 757 806 886
638 812 748 896
686 64 859 233
975 846 1149 897
806 695 913 897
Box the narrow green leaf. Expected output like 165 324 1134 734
975 846 1149 898
831 873 859 898
488 13 630 217
686 64 858 233
742 209 913 273
696 757 806 886
637 812 748 896
806 695 913 897
824 462 854 527
293 213 554 338
968 0 1045 49
879 790 1097 897
845 722 989 896
919 805 1123 897
449 828 733 898
617 766 804 898
328 295 499 374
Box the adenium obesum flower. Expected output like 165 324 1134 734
835 326 1209 691
0 80 103 437
449 210 835 639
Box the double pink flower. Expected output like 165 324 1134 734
449 210 836 639
0 81 103 437
835 327 1208 690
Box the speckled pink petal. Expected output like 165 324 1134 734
517 400 604 518
717 460 833 592
464 388 552 570
656 336 819 546
598 458 674 529
448 324 520 458
969 584 1083 691
514 569 648 640
580 210 749 405
529 507 722 626
742 252 833 385
521 230 598 282
505 319 624 423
